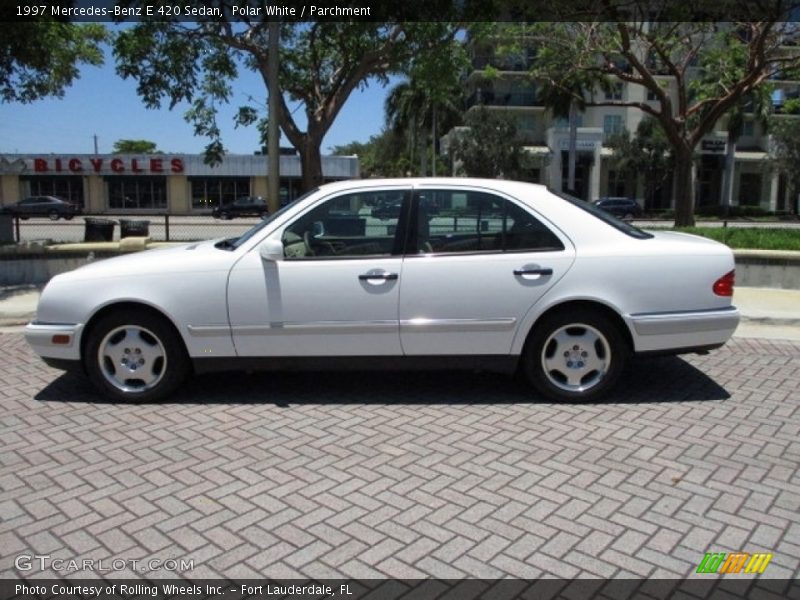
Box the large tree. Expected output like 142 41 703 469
330 129 411 178
450 106 527 179
1 22 106 103
523 12 800 226
113 17 460 192
113 139 160 154
606 118 675 209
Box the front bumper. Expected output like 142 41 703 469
628 306 740 353
24 321 84 361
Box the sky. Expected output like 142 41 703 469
0 37 395 156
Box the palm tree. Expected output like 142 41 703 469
385 78 463 176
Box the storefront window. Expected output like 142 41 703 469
190 177 250 210
107 177 167 210
21 176 84 207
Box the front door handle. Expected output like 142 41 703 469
513 267 553 276
358 272 399 281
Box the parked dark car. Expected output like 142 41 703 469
592 197 643 220
1 196 82 221
370 198 404 220
370 196 438 220
212 196 268 220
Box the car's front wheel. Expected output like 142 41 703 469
84 309 189 402
523 308 627 401
48 210 60 221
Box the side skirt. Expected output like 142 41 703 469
192 355 520 375
635 342 725 358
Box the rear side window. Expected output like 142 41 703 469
555 190 652 239
413 190 564 254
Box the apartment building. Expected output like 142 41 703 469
453 33 796 213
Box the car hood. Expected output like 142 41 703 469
56 240 235 282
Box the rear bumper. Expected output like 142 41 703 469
629 306 740 353
24 321 84 361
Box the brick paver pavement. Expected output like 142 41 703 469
1 332 798 579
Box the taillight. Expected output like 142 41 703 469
713 270 735 297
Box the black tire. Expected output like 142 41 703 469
64 214 74 221
260 211 269 219
84 309 190 402
48 210 60 221
220 211 232 220
623 212 634 221
522 307 628 402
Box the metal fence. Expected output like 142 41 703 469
4 212 800 247
5 214 258 244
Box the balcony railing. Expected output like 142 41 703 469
466 91 540 109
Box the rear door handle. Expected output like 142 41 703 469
513 268 553 276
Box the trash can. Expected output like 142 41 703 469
0 214 13 243
119 219 150 238
84 218 115 242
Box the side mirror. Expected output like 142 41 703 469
259 238 284 262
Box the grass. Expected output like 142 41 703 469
657 227 800 251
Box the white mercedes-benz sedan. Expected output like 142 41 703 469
25 178 739 402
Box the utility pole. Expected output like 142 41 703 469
93 134 98 154
267 21 280 214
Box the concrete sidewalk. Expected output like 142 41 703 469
1 284 799 339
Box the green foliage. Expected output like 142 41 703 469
330 129 411 178
782 98 800 115
112 139 160 154
0 22 106 103
671 227 800 250
450 107 526 179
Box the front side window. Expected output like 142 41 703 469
553 189 652 239
282 190 406 259
413 190 564 254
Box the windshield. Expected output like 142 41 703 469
551 190 653 240
226 188 319 250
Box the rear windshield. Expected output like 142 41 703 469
552 190 653 240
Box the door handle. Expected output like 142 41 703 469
513 267 553 276
358 272 398 281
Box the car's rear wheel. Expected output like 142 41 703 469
523 308 627 401
260 211 269 219
64 214 74 221
220 211 232 220
623 212 634 220
84 310 189 402
48 210 59 221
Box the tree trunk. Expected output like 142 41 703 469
720 129 737 218
431 105 437 177
673 146 695 227
300 140 324 193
